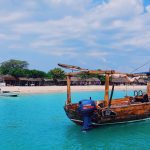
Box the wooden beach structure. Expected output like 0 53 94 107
58 63 150 130
0 75 17 86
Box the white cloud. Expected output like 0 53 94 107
9 44 23 49
10 0 150 53
31 39 63 48
0 0 150 71
0 33 20 41
146 5 150 12
11 0 146 38
37 48 78 57
86 51 108 62
0 12 28 23
48 0 90 6
86 51 108 57
44 0 91 11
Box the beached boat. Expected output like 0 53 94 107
58 64 150 130
0 90 19 97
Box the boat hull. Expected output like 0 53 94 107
0 94 18 97
70 117 150 126
64 100 150 128
0 91 19 97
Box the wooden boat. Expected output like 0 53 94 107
0 90 19 97
58 64 150 130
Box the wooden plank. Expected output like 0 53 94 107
104 74 109 106
66 70 116 76
67 75 71 104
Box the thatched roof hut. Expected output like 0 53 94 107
71 77 82 85
71 77 81 81
1 75 16 81
134 78 147 85
0 75 17 86
28 78 43 82
17 77 43 86
85 77 100 85
112 77 130 85
70 77 100 85
57 79 67 85
18 77 29 81
85 78 100 82
43 78 54 86
44 79 53 82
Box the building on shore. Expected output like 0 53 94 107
112 76 148 85
18 77 43 86
0 74 148 86
0 75 17 86
112 77 131 85
43 79 55 86
71 77 101 85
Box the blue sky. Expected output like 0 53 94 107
0 0 150 72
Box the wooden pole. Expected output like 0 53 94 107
147 81 150 100
67 75 71 104
104 74 109 107
147 74 150 100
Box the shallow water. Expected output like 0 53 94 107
0 90 150 150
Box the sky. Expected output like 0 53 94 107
0 0 150 73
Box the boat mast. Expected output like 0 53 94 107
67 75 71 104
104 74 109 107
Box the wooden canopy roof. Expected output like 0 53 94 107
58 63 144 77
112 78 130 83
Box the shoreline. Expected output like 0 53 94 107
0 85 147 94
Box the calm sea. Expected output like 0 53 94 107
0 89 150 150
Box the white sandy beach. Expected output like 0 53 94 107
0 85 147 94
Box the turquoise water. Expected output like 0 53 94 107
0 90 150 150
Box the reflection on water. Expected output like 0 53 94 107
62 120 150 150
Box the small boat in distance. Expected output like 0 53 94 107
0 89 19 97
58 63 150 131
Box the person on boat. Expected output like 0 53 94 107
143 94 149 102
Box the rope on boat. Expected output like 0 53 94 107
130 60 150 73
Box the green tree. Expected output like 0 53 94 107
28 70 47 78
48 68 65 84
0 59 47 78
11 68 27 77
9 69 46 78
100 75 105 85
22 69 32 78
0 59 28 75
